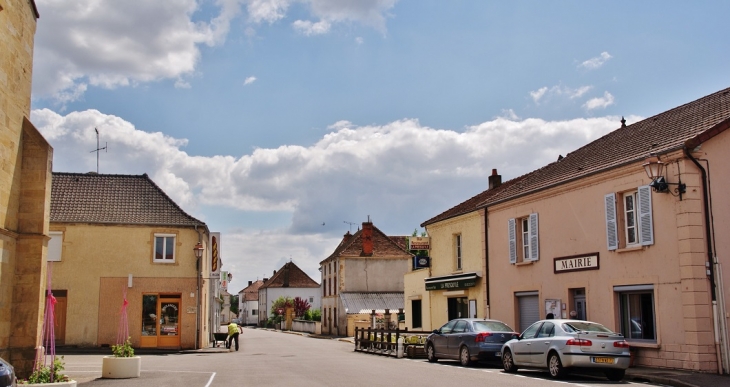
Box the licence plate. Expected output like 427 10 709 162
495 352 501 357
593 357 615 364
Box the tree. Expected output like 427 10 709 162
230 295 239 315
270 296 294 317
293 297 311 318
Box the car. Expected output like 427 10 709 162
501 319 630 381
425 318 518 366
0 357 16 387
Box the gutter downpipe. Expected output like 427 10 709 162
195 225 203 350
484 207 490 319
685 147 725 374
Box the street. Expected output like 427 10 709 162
62 328 665 387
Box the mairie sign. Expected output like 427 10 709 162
425 278 477 291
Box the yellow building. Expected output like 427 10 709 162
0 0 54 378
49 172 212 350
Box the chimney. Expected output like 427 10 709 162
621 116 627 127
343 231 352 244
273 270 276 276
488 169 502 190
362 221 373 256
263 277 269 282
248 280 252 286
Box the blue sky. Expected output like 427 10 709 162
30 0 730 292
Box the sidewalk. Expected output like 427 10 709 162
625 366 730 387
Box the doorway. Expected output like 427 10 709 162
572 288 586 320
52 290 67 346
447 297 468 321
140 294 181 348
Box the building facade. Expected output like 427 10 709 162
0 0 53 378
258 261 320 326
49 173 212 350
238 280 263 326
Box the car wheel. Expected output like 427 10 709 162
502 349 518 373
548 352 567 379
459 346 473 367
605 369 625 381
426 343 438 363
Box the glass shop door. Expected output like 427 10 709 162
140 294 181 348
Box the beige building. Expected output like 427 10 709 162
320 221 412 336
423 86 730 373
49 173 212 350
258 261 321 326
0 0 54 378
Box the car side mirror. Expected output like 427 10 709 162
432 329 440 334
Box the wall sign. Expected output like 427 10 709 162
425 278 477 291
409 237 431 250
554 253 599 274
414 256 430 268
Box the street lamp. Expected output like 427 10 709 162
193 242 204 259
642 155 686 199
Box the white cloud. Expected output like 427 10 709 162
244 0 291 24
530 87 548 103
244 76 258 85
292 19 331 35
33 0 240 103
530 85 594 104
355 37 364 44
579 51 612 70
583 91 615 110
32 107 636 283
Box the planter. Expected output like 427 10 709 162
23 381 77 387
101 356 141 379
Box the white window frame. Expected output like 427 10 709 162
153 234 176 263
48 231 64 262
605 186 653 250
624 190 639 246
615 284 656 342
455 234 462 270
509 213 539 263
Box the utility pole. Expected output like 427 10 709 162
90 127 107 173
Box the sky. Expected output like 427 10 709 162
30 0 730 293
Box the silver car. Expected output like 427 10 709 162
426 318 517 366
501 319 630 381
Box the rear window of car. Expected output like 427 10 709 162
562 322 613 333
473 321 513 332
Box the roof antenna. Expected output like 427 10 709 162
90 127 107 173
344 221 357 232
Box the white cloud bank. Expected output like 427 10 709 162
31 108 636 282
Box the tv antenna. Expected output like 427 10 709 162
344 221 357 232
90 127 107 173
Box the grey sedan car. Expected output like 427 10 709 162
501 319 630 381
425 318 517 366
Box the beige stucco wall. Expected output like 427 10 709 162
421 210 485 331
487 154 716 371
49 223 207 349
403 268 431 331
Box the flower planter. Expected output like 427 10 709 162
101 356 141 379
23 381 77 387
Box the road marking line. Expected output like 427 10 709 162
204 372 216 387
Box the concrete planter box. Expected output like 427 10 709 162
101 356 141 379
23 381 77 387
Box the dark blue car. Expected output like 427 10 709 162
426 318 517 366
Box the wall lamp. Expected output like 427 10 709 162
642 156 686 199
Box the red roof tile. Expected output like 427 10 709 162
260 261 319 289
321 224 412 264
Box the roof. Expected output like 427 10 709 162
321 224 412 264
423 86 730 226
259 261 320 289
239 280 264 301
339 292 404 314
51 172 206 227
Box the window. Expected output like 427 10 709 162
605 186 653 250
509 213 539 263
309 296 314 303
252 309 257 316
153 234 176 262
454 234 462 270
48 231 63 262
411 300 422 328
615 285 656 341
536 322 555 338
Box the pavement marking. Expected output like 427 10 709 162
204 371 216 387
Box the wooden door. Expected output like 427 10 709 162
52 291 67 345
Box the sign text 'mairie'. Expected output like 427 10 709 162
553 253 600 274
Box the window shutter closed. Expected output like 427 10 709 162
508 218 517 264
605 193 618 251
638 185 654 246
528 213 539 261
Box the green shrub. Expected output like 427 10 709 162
20 356 69 384
111 337 135 357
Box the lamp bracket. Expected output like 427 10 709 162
650 176 686 199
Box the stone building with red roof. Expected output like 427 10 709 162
258 261 321 326
418 86 730 373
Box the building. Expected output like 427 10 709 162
320 221 412 336
423 86 730 373
49 173 212 350
0 0 53 378
238 280 264 326
258 261 320 326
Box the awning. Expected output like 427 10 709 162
340 292 404 314
424 272 480 291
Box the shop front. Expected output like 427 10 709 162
424 272 482 328
141 293 182 348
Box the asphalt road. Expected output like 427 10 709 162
62 328 665 386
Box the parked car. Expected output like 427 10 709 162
0 357 16 387
501 319 630 381
425 318 518 366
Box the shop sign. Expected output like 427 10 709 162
210 232 221 274
409 236 431 250
554 253 599 273
414 256 430 268
425 278 477 291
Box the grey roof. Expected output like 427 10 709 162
339 292 404 314
51 172 205 227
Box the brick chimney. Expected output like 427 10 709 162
361 221 373 256
342 231 352 245
488 168 502 190
248 280 252 286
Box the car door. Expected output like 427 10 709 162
448 320 469 357
532 321 555 365
432 320 457 357
512 321 542 365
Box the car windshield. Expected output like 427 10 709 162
562 321 614 333
473 321 513 332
